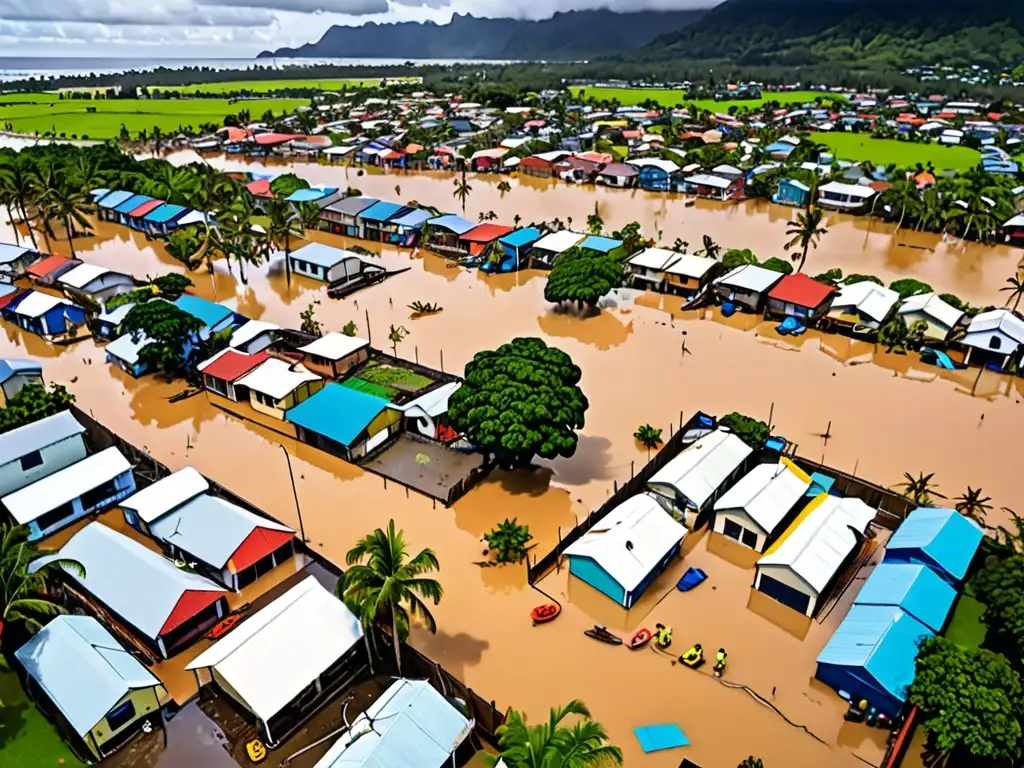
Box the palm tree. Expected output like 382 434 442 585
896 472 946 506
784 207 828 273
633 424 663 459
337 520 442 673
0 522 84 655
954 486 992 527
883 176 921 233
263 198 304 287
388 324 409 356
1001 275 1024 312
497 180 512 197
0 156 39 249
453 168 472 214
491 699 623 768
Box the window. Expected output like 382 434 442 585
81 478 120 510
20 450 43 471
35 501 75 533
990 336 1003 350
205 374 227 396
741 529 759 549
722 519 742 541
254 391 278 408
106 699 137 732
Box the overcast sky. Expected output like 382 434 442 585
0 0 716 58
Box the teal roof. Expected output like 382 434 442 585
114 194 153 214
144 203 188 223
885 507 984 582
499 227 543 248
854 563 956 632
173 295 234 329
579 235 623 254
359 201 406 223
286 383 389 447
286 187 337 202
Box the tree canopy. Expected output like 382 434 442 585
0 383 75 434
449 338 589 469
491 699 622 768
544 248 624 311
719 412 770 448
972 555 1024 663
121 300 206 375
269 173 310 198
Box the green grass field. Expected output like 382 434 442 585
815 132 981 172
944 593 987 650
157 77 405 94
568 86 834 111
0 92 59 104
0 97 307 139
0 670 85 768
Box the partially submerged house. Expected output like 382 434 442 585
425 214 476 254
173 295 237 340
288 243 371 285
460 223 515 257
627 248 679 291
0 410 86 497
883 506 984 586
15 615 165 761
852 563 956 633
663 252 718 298
766 274 838 324
897 293 963 342
0 358 43 405
234 358 323 420
713 460 812 552
58 264 135 302
3 291 87 340
713 264 785 313
321 196 378 237
186 577 364 748
773 178 811 207
297 332 370 379
287 383 401 461
565 493 687 608
385 381 461 442
37 522 227 658
577 235 626 260
105 332 153 378
755 495 875 617
597 163 639 188
199 349 271 402
229 319 279 354
492 227 543 272
0 242 40 274
357 201 410 243
817 181 877 212
959 309 1024 370
679 173 744 201
527 230 585 268
122 467 295 591
827 281 900 331
1 447 135 541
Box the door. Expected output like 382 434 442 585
758 574 811 615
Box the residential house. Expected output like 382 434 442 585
15 615 165 761
817 181 877 212
630 159 680 192
460 224 514 257
471 147 509 172
425 214 477 253
390 208 434 247
96 190 135 223
883 506 984 586
1004 213 1024 245
105 332 153 378
173 295 238 340
827 281 900 331
26 254 78 284
39 522 227 659
0 410 86 496
596 163 638 188
312 679 474 768
141 203 192 237
492 227 543 273
664 252 717 298
94 302 134 341
897 293 964 342
529 231 585 268
766 274 838 324
287 383 402 461
321 197 379 237
58 264 135 302
185 578 364 748
853 563 956 633
627 247 679 291
713 460 811 552
234 358 323 420
357 201 410 243
199 349 271 402
385 382 462 442
713 264 785 313
4 291 87 340
959 309 1024 369
680 173 744 201
122 467 295 591
112 194 156 227
565 493 687 608
229 319 280 354
288 243 369 284
125 198 165 231
518 151 568 178
773 178 811 207
1 447 136 541
297 332 370 378
0 358 42 405
755 495 875 617
0 242 39 275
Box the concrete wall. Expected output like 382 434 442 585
0 433 88 496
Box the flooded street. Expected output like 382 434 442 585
0 165 1020 767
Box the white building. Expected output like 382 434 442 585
817 181 877 211
627 247 680 290
827 281 900 330
229 320 279 354
58 264 134 300
960 309 1024 369
713 460 811 552
0 410 86 496
713 264 784 312
897 292 964 341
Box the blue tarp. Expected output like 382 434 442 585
634 724 689 753
286 383 390 447
854 563 956 632
884 507 984 583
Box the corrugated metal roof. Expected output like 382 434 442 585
897 292 963 329
286 383 389 447
288 242 357 269
113 194 153 214
831 282 900 324
390 208 433 229
96 190 133 210
325 196 379 217
715 461 810 535
121 466 209 524
106 332 152 366
143 203 189 224
0 242 31 264
173 295 234 330
312 679 471 768
648 429 752 509
358 201 406 223
578 235 623 253
885 507 984 581
229 320 279 349
427 214 475 235
197 348 270 383
499 227 543 248
854 563 956 632
235 358 321 400
532 230 584 254
15 615 159 737
298 332 369 361
715 264 785 293
0 358 41 384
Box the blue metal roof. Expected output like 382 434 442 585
286 383 389 447
854 563 956 632
286 187 333 202
427 214 475 235
579 235 623 254
0 358 41 384
173 295 234 330
766 142 797 154
816 604 932 701
358 201 406 223
143 203 188 223
499 227 543 248
97 190 133 209
391 208 434 229
113 194 153 214
885 507 984 582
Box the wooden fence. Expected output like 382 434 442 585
789 455 915 531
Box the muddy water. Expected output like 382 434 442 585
169 151 1023 304
0 209 1016 768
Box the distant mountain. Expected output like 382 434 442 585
258 9 707 62
636 0 1024 69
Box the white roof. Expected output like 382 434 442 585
831 282 900 323
12 292 72 318
58 263 114 289
387 381 461 419
685 173 732 189
2 447 131 524
897 292 963 328
235 358 321 400
532 230 584 254
175 210 209 227
105 332 152 365
230 320 279 349
323 145 357 156
186 578 362 722
648 429 753 509
565 493 686 592
1004 213 1024 227
715 264 783 293
715 462 810 535
758 496 875 593
819 181 876 199
121 466 209 524
963 309 1024 346
534 150 570 163
626 158 680 174
664 252 716 279
500 136 532 149
629 247 679 271
298 331 370 361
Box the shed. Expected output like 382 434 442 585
0 410 86 497
773 179 810 207
883 507 984 585
647 429 753 520
186 578 364 747
198 349 271 401
59 264 134 301
713 459 812 552
142 203 191 236
385 381 461 441
0 357 43 406
312 679 473 768
37 522 227 658
815 605 932 718
853 563 956 632
235 358 323 420
960 309 1024 370
713 264 785 312
897 293 963 342
565 493 687 608
287 383 400 461
297 331 371 378
287 243 367 284
26 254 77 282
663 253 717 297
1 447 136 541
755 495 875 617
15 615 164 760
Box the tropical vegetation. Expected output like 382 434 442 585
0 384 75 435
490 699 623 768
483 519 533 564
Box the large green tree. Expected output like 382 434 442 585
972 555 1024 663
909 636 1023 766
121 300 206 376
490 699 622 768
544 248 624 311
449 338 589 468
0 383 75 434
269 172 309 199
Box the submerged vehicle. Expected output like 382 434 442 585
585 624 623 646
677 567 707 592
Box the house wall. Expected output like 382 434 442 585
0 371 43 406
0 433 87 496
714 284 763 312
815 663 903 719
80 274 134 300
626 542 682 608
713 509 769 552
203 374 238 402
88 686 161 758
767 298 831 321
753 565 818 617
27 468 137 541
568 557 627 606
288 258 330 282
665 273 703 297
237 332 275 355
326 258 363 284
899 311 950 342
249 380 324 420
106 350 148 378
303 348 368 379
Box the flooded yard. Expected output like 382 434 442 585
0 168 1019 767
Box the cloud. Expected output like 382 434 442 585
0 0 275 26
197 0 388 13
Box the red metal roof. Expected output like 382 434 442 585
768 274 836 308
460 224 514 243
128 199 165 218
201 349 269 383
159 589 224 636
0 289 26 311
226 528 295 574
26 254 71 278
253 132 301 146
246 179 272 198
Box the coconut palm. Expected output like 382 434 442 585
263 198 304 287
453 168 472 214
337 520 442 673
490 699 623 768
784 207 828 273
1001 275 1024 312
0 155 39 248
954 486 992 527
883 176 922 232
896 471 946 506
633 424 663 459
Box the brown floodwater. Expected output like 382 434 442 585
1 169 1019 767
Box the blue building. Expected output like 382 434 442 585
883 507 984 585
357 201 409 243
815 605 933 718
638 165 673 192
564 493 687 608
287 383 401 462
95 190 134 222
492 227 543 272
853 563 956 633
773 178 811 207
3 291 87 340
173 295 238 340
390 208 434 247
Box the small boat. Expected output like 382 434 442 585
530 603 561 625
205 603 252 640
584 625 623 646
676 567 708 592
630 628 653 650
